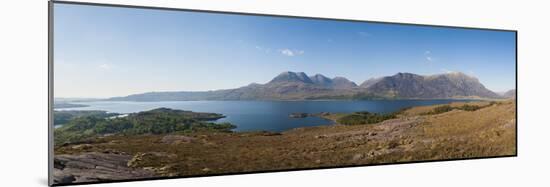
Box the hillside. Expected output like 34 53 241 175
53 100 516 183
362 72 500 99
502 89 516 98
54 108 235 145
109 71 502 101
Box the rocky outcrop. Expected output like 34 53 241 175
53 152 155 184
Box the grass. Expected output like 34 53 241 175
54 100 516 180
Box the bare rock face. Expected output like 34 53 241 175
53 152 155 184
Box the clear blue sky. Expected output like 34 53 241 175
54 3 516 98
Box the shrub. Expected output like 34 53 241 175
433 105 453 114
457 104 482 111
337 111 396 125
422 102 495 116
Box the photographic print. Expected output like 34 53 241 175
51 2 517 185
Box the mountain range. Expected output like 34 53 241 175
109 71 506 101
501 89 516 98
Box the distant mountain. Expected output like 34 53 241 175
308 74 358 89
270 71 314 84
111 72 351 101
501 89 516 98
309 74 333 87
362 72 500 99
331 77 358 89
109 71 502 101
359 77 383 88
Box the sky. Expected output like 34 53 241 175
54 3 516 98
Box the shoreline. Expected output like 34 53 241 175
55 99 497 133
53 99 516 184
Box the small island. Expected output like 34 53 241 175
289 112 308 118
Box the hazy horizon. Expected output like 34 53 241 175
54 4 516 98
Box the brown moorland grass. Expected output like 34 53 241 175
54 100 516 181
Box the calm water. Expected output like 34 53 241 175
57 100 473 132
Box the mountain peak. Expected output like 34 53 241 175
312 73 327 77
428 71 480 83
364 71 499 98
331 77 357 89
393 72 422 78
310 74 331 80
269 71 313 84
112 71 502 101
332 76 347 80
443 71 469 77
309 74 333 87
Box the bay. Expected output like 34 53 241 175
57 100 474 132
